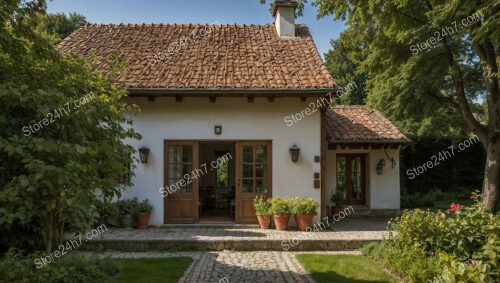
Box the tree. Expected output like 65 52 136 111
313 0 499 211
0 0 139 254
324 26 368 105
29 12 86 41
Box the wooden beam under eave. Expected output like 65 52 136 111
300 97 306 102
175 96 183 102
209 96 216 103
268 96 275 103
147 96 155 102
247 96 254 103
320 109 327 219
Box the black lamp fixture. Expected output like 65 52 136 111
289 145 300 163
138 147 150 164
376 159 385 175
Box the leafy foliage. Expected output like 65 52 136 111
253 195 272 216
290 197 319 215
365 194 500 282
0 0 140 254
0 248 121 283
324 27 367 105
28 12 86 41
270 196 292 215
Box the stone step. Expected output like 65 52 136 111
78 238 381 252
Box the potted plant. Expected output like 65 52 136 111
270 196 291 231
253 195 272 229
135 198 153 229
291 197 319 231
115 198 138 228
331 188 346 216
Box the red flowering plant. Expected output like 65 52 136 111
446 202 462 214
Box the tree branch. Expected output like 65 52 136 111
442 38 489 146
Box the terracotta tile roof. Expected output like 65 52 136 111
58 23 336 91
325 106 410 144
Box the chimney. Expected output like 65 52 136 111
273 0 297 39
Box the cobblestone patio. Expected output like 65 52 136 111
85 251 361 283
87 218 390 242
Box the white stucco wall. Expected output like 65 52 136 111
325 147 401 211
121 96 322 225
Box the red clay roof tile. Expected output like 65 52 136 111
59 23 336 90
325 106 410 144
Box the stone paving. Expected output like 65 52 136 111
85 250 361 283
85 218 390 242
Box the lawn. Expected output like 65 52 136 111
296 254 398 283
106 257 193 283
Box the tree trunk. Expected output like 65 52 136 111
45 210 54 254
481 138 500 212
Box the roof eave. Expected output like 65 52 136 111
127 87 339 97
328 139 411 145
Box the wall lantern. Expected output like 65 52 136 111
138 147 150 164
289 145 300 163
376 159 385 175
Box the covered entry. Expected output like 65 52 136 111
163 140 272 224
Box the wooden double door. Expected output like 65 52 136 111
164 141 272 223
336 154 366 205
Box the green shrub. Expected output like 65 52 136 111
0 249 120 283
270 197 291 215
290 197 319 215
252 195 272 216
365 192 499 282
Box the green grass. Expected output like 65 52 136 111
296 254 398 283
106 257 193 283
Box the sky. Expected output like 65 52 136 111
46 0 345 59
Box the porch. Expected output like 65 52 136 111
73 217 390 252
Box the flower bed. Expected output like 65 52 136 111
363 192 499 282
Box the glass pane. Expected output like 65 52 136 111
169 164 182 179
243 164 253 178
243 146 253 163
256 179 267 193
242 179 254 193
182 146 192 163
351 157 362 200
336 157 346 191
169 145 182 163
255 146 266 163
182 164 193 176
255 164 266 178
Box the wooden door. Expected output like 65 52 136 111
235 141 272 223
336 154 366 205
164 141 199 223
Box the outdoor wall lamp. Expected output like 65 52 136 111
376 159 385 175
138 147 150 164
289 145 300 163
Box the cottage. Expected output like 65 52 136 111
59 0 409 225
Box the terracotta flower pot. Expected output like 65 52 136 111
256 215 271 229
332 207 343 216
294 214 314 231
273 214 290 231
135 212 150 229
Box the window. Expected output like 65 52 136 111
167 145 193 193
242 145 267 193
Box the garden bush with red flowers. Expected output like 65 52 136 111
363 192 499 282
